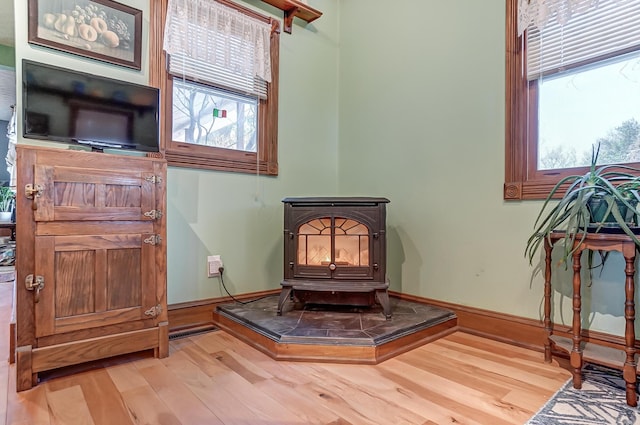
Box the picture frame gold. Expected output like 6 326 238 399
28 0 142 70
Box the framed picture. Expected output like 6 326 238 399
28 0 142 70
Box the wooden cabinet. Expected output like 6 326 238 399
15 145 168 391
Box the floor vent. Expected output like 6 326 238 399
169 325 219 341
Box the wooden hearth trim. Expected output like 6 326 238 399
389 292 547 351
168 290 280 334
212 308 457 364
169 289 638 361
390 292 640 356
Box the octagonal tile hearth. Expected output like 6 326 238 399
213 296 457 364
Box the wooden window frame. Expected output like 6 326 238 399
504 0 558 200
150 0 280 175
504 0 640 200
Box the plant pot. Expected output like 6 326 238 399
587 196 635 225
0 212 12 223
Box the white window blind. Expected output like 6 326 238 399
163 0 271 99
520 0 640 80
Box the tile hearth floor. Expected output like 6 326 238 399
216 295 456 346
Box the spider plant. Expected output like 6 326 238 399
525 144 640 267
0 186 14 213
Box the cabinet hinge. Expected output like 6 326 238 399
145 175 163 184
143 235 162 245
25 184 44 210
25 184 43 199
144 304 163 318
143 209 163 220
25 274 45 303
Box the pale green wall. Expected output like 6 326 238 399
166 1 340 303
337 0 631 337
10 0 630 336
338 0 512 307
0 45 15 68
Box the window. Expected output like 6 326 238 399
505 0 640 200
172 80 258 151
150 0 279 175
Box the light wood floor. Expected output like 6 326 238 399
0 281 571 425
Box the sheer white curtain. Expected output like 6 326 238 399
5 105 16 189
518 0 609 35
518 0 640 79
163 0 272 91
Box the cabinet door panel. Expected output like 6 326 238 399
107 248 141 310
33 165 155 222
34 234 156 338
54 250 95 317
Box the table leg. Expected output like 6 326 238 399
623 252 637 407
570 250 583 389
543 238 553 363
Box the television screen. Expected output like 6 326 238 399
22 59 159 152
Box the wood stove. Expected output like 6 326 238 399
277 197 392 319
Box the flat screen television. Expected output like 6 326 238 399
22 59 160 152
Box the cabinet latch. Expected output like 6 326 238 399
143 209 163 220
143 235 162 245
145 175 163 184
25 274 45 303
144 304 163 318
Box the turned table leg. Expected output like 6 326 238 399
570 249 583 389
545 234 639 406
623 250 637 407
543 238 553 363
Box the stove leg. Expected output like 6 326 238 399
277 287 292 316
376 289 392 320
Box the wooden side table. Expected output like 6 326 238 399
544 231 638 407
0 222 15 241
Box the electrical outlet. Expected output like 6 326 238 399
207 255 223 277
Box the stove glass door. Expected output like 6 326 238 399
296 216 371 279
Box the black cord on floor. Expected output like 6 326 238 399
218 267 272 305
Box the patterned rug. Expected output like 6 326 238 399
526 363 640 424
